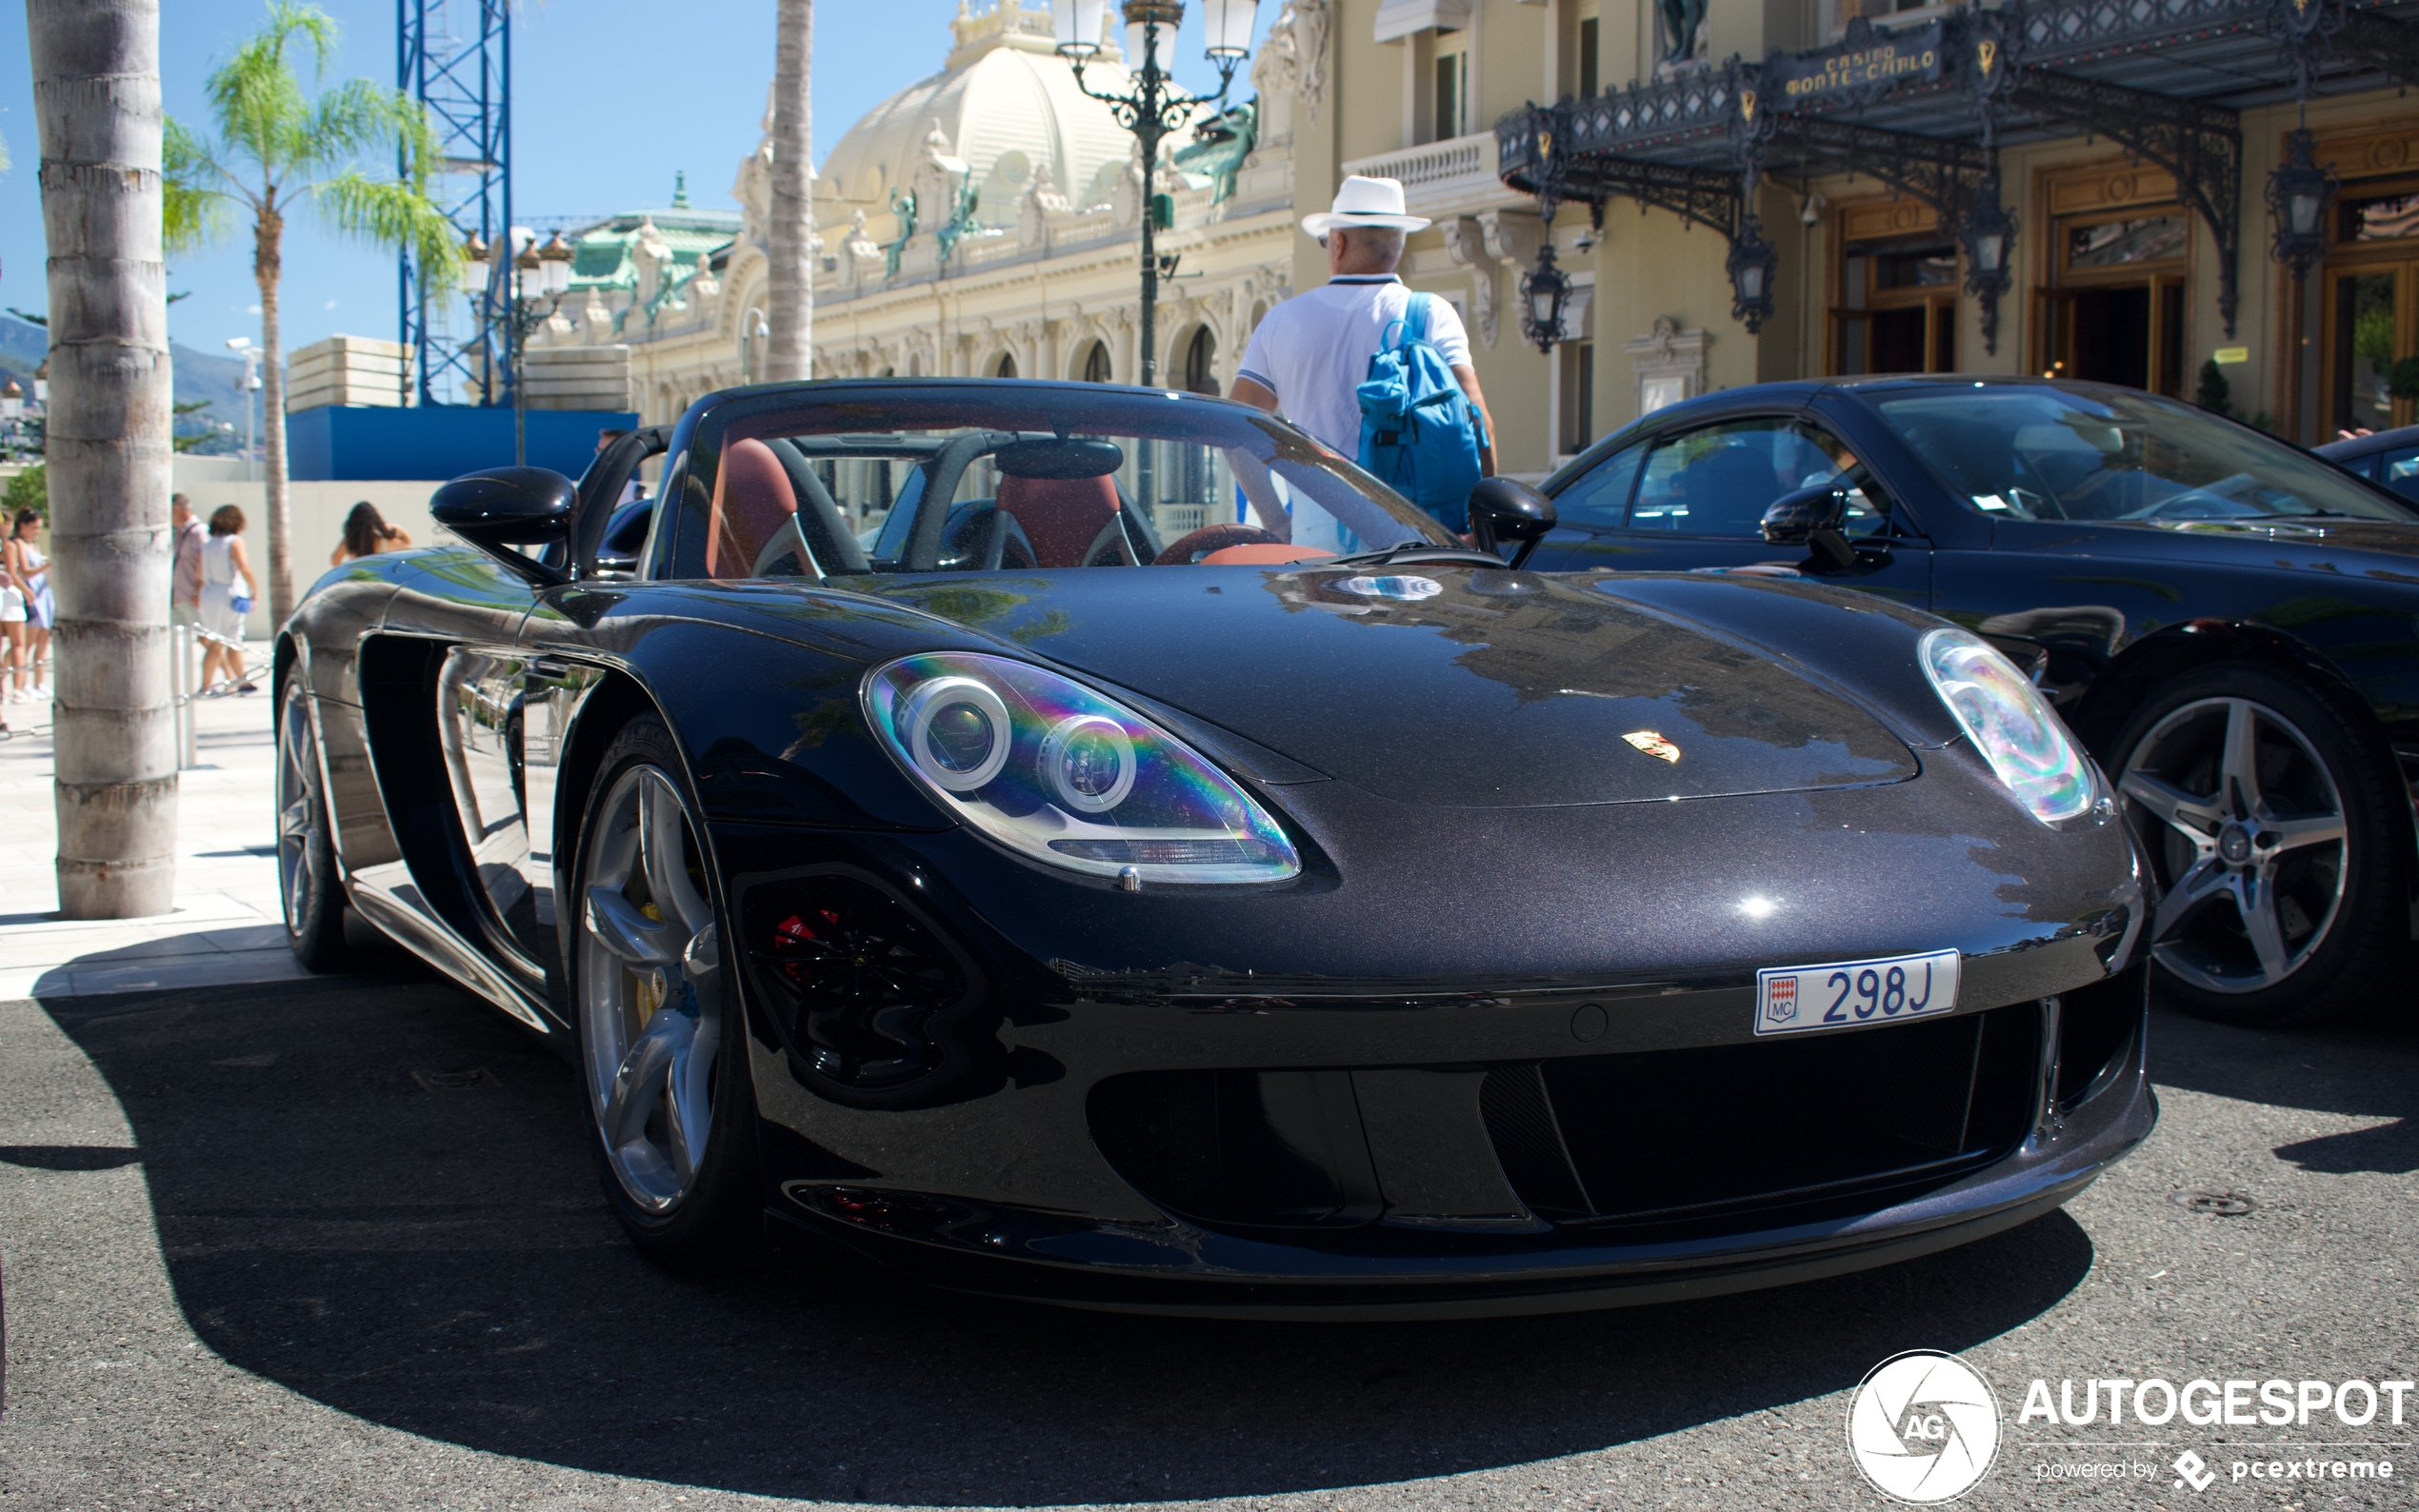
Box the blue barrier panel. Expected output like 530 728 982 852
286 405 641 481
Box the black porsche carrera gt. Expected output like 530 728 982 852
275 378 2152 1316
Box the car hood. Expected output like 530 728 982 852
1996 514 2419 583
851 566 1919 808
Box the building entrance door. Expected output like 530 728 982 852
2318 186 2419 438
2040 206 2189 396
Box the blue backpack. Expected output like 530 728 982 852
1354 292 1487 531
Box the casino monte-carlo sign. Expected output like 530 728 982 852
1772 21 1945 104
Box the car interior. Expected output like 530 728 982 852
689 428 1416 579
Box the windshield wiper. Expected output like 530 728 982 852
1323 542 1509 569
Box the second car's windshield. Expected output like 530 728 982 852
667 384 1459 580
1871 386 2415 525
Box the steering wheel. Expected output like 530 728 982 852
1153 524 1285 565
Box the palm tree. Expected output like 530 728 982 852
164 1 458 622
765 0 814 381
27 0 178 918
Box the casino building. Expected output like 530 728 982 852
526 0 1302 476
1291 0 2419 471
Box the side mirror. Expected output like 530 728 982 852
1760 484 1855 569
1466 477 1556 567
430 467 575 587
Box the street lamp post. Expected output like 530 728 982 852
462 229 575 465
225 337 263 479
1052 0 1255 388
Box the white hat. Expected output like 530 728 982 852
1301 174 1431 237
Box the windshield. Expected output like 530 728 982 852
666 384 1458 580
1870 385 2416 525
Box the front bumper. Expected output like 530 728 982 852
716 767 2153 1315
760 987 2153 1319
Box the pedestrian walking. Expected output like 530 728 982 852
329 501 413 565
171 493 208 627
1230 175 1497 535
200 504 259 695
4 510 54 703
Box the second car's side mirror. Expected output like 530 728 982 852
430 467 575 587
1466 477 1556 568
1760 484 1855 569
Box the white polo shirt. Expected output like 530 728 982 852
1235 274 1472 458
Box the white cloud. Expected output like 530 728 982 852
247 304 262 315
323 298 337 310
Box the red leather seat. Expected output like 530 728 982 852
995 474 1121 567
706 437 798 578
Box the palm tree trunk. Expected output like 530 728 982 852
28 0 179 918
256 204 293 622
765 0 813 381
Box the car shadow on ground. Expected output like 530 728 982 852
2142 1000 2419 1176
41 976 2101 1505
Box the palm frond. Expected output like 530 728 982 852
291 77 420 175
314 171 463 287
205 3 337 175
163 118 237 255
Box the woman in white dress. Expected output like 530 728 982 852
199 505 260 695
0 536 24 705
5 510 54 703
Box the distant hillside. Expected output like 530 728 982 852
0 311 274 453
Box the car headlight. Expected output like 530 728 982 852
864 652 1302 885
1919 627 2096 825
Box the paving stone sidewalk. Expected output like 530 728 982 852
0 640 305 999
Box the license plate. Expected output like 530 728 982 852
1754 949 1961 1036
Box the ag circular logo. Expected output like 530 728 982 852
1846 1349 2002 1502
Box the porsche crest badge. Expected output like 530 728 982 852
1623 730 1682 764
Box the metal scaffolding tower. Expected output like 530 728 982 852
398 0 510 408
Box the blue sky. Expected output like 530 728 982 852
0 0 1275 358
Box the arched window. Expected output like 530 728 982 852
1080 340 1112 384
1183 326 1218 395
990 351 1018 379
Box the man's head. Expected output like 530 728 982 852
172 493 192 527
1302 174 1427 280
1325 225 1405 277
597 427 630 455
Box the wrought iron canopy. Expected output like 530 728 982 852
1496 0 2419 339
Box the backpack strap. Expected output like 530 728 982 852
1380 290 1431 352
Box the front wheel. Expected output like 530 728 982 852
2111 664 2408 1026
570 714 761 1263
276 669 353 971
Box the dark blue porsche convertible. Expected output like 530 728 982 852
274 378 2149 1314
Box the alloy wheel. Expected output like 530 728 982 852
276 678 320 935
577 763 723 1214
2119 696 2349 995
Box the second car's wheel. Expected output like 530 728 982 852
2111 663 2406 1026
570 714 760 1263
275 668 352 971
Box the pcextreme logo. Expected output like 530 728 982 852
1847 1350 2003 1503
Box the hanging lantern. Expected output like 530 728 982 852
539 229 576 297
461 231 490 292
1519 243 1571 352
1200 0 1257 58
1051 0 1108 57
0 378 21 423
2267 127 2337 283
1958 179 2017 357
513 236 545 301
1727 215 1778 334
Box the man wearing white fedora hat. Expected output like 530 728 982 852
1231 174 1496 479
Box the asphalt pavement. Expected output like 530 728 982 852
0 971 2411 1512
